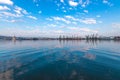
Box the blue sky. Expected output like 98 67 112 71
0 0 120 37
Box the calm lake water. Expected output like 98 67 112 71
0 40 120 80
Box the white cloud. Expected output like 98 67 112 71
103 0 113 6
112 23 120 28
80 18 97 24
62 6 65 9
69 0 78 7
27 16 37 20
0 6 10 10
38 11 42 14
14 6 22 14
0 6 28 19
48 24 57 27
96 15 101 18
62 0 90 8
0 24 99 37
0 28 66 37
65 15 79 21
72 22 77 25
63 10 67 13
2 19 24 23
65 15 73 19
1 12 17 17
83 10 88 13
14 6 28 15
79 0 90 7
103 0 108 4
1 11 24 17
53 30 64 34
53 17 71 24
36 4 39 7
0 0 13 5
68 27 98 33
22 10 28 14
60 0 64 3
8 20 16 23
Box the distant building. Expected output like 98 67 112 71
114 36 120 40
12 36 16 41
100 36 112 40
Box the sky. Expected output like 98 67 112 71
0 0 120 37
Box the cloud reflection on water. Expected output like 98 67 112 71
0 40 120 80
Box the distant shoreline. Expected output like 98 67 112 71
0 35 120 41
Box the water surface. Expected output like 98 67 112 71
0 40 120 80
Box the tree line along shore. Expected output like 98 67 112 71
0 35 120 41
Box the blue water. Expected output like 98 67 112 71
0 40 120 80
